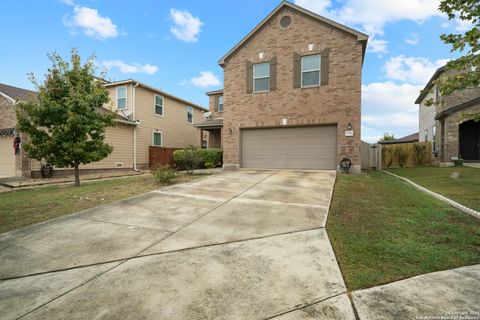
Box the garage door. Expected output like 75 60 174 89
0 136 16 177
241 126 337 169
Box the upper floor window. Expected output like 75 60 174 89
116 86 127 110
432 125 436 151
302 55 321 87
187 106 194 124
218 95 224 112
153 131 162 146
253 62 270 92
154 94 164 116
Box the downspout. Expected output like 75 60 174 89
132 82 140 172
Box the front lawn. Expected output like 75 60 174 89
0 174 200 234
327 171 480 291
385 166 480 211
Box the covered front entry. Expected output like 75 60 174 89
0 135 16 177
241 125 337 169
459 120 480 161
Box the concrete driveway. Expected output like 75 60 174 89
0 170 356 320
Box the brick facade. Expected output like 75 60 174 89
437 101 480 162
220 5 364 170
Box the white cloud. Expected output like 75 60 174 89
187 71 221 88
64 6 119 40
405 33 420 45
362 113 418 130
362 82 423 114
294 0 441 52
368 37 388 53
169 9 203 43
361 81 425 142
59 0 75 6
294 0 332 15
454 18 473 32
103 60 159 75
384 55 449 84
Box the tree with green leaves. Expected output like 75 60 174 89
379 132 395 142
16 49 114 186
433 0 480 121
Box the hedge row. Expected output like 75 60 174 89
173 148 223 169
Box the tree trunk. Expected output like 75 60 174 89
74 163 80 187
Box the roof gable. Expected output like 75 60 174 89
218 1 368 66
0 83 37 102
104 80 207 111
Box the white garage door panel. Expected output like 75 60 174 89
241 126 337 169
0 136 16 177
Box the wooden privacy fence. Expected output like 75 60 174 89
381 142 432 168
361 141 382 170
149 146 179 168
361 141 433 170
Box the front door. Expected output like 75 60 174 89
459 120 480 161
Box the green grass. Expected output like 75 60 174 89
386 166 480 211
0 174 200 234
327 171 480 291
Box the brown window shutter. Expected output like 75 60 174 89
246 61 253 93
321 48 330 86
213 95 218 111
270 56 277 91
293 53 301 88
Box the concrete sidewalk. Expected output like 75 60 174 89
0 169 355 319
352 265 480 320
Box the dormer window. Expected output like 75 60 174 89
218 95 224 112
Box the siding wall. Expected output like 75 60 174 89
419 87 437 144
106 83 205 169
31 124 135 170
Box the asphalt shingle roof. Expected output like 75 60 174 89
0 83 37 102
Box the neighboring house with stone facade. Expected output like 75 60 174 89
0 81 206 178
195 1 368 172
416 67 480 164
0 83 36 177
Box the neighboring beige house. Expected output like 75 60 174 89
416 67 480 163
103 80 206 170
0 80 206 178
195 1 368 171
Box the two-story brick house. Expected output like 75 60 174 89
0 80 206 178
416 67 480 163
196 1 368 172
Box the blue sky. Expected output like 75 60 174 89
0 0 467 142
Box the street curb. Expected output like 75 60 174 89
383 170 480 220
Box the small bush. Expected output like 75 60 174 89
199 148 223 167
174 147 223 172
153 165 177 184
173 145 203 174
412 143 427 165
394 147 408 167
382 146 393 168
